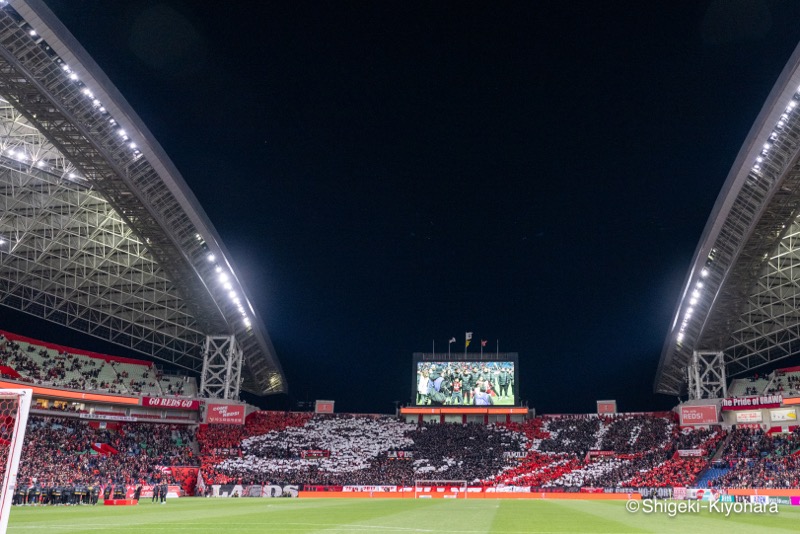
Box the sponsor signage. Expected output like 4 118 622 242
639 488 673 499
344 485 398 492
206 403 245 425
484 486 531 493
721 395 782 411
770 408 797 422
680 405 718 425
142 397 200 411
386 451 414 460
677 449 704 457
209 484 299 498
735 411 763 423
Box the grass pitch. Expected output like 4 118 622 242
6 497 799 533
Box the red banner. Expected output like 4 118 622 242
721 395 782 411
142 397 200 410
300 450 330 459
207 403 245 425
680 405 718 425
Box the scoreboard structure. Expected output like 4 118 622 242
401 352 528 424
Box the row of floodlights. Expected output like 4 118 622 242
6 5 253 332
11 14 144 175
2 146 81 180
676 268 708 344
198 235 252 330
751 91 800 174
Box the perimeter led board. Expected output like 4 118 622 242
412 354 519 406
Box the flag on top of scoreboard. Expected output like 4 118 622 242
465 332 472 348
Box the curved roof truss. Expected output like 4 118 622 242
656 42 800 396
0 0 285 395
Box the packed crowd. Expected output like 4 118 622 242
196 411 737 489
199 414 526 486
12 416 197 493
10 409 800 492
707 428 800 488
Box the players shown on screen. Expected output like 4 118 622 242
415 362 515 406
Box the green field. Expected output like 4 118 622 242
6 498 800 533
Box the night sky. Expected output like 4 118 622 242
11 0 800 414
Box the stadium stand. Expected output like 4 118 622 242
705 428 800 488
196 411 735 490
15 416 198 494
765 368 800 397
727 375 770 397
0 332 197 397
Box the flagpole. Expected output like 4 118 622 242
496 339 499 358
432 339 435 357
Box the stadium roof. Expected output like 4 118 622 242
0 0 286 395
656 41 800 396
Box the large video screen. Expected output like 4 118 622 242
413 359 517 406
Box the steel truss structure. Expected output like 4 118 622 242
657 41 800 397
0 0 285 396
687 351 727 400
200 336 244 400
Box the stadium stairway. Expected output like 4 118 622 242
711 433 733 462
693 466 728 488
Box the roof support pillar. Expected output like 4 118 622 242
199 335 242 400
688 350 727 400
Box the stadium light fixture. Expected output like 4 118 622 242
690 297 697 305
218 272 229 283
701 268 708 277
69 72 77 80
29 30 35 36
207 253 215 262
215 265 222 273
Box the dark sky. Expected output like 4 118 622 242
15 0 800 414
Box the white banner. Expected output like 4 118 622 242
770 408 797 422
735 411 763 423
